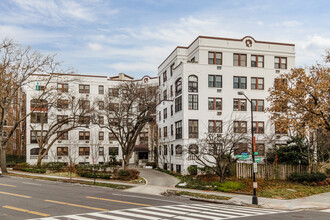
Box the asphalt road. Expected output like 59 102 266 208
0 175 329 220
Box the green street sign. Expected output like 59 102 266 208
255 157 262 163
254 152 258 156
236 155 249 160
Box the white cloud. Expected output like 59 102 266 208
88 43 102 51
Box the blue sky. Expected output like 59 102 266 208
1 0 329 78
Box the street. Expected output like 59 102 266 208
0 175 328 220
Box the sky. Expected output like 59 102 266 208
0 0 330 78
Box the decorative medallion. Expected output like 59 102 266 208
245 39 253 47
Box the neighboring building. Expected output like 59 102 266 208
2 89 26 157
25 73 157 165
156 36 295 174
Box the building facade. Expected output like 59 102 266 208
156 36 295 174
25 73 157 166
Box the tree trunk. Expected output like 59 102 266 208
124 157 130 170
1 146 7 173
36 156 43 168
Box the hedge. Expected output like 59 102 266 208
288 172 327 183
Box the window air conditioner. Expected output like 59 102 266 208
58 141 62 143
85 141 89 143
57 156 62 159
217 112 222 116
275 70 280 73
276 135 281 139
217 66 222 70
217 89 222 93
85 157 89 159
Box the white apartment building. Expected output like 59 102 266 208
25 73 157 165
157 36 295 174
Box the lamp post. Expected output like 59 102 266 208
238 91 258 205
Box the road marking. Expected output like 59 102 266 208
112 193 186 204
62 215 94 220
321 209 330 212
44 199 108 211
0 191 31 198
22 182 42 186
86 213 132 220
0 183 16 187
86 196 152 207
2 206 50 217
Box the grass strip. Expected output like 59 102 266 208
5 173 133 190
173 190 231 200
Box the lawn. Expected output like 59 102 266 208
175 175 330 199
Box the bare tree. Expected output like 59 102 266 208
0 39 61 173
100 82 157 169
187 121 249 183
30 84 94 167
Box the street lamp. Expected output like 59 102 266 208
238 91 258 205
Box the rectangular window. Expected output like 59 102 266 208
30 131 47 144
109 147 119 155
108 88 119 96
208 52 222 65
164 126 168 137
208 97 222 110
79 84 90 93
234 121 247 133
175 96 182 112
79 147 90 156
208 75 222 88
208 120 222 133
98 101 104 110
163 108 167 119
98 85 104 94
57 83 68 92
78 116 90 124
252 99 264 112
31 112 47 123
98 116 104 125
163 89 167 101
57 115 68 124
159 128 161 138
79 131 90 140
256 143 265 156
109 132 116 141
251 55 264 68
163 71 167 83
170 63 174 76
57 99 69 109
170 85 173 97
251 77 264 90
57 147 68 156
78 100 90 109
175 120 182 139
99 131 104 140
139 132 148 144
188 94 198 110
234 143 248 155
58 131 68 140
253 121 264 134
189 120 198 138
99 147 104 156
171 144 174 155
275 57 287 69
171 105 173 116
171 124 173 136
233 76 247 89
233 99 247 111
234 53 247 66
164 145 168 155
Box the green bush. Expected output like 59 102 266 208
118 169 131 177
187 165 198 175
21 167 46 173
6 154 26 167
326 168 330 175
44 162 66 172
79 172 111 179
214 181 245 192
288 172 327 183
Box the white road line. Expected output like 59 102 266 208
200 203 281 213
112 193 186 204
86 212 133 220
188 205 251 217
111 210 160 220
130 208 175 217
64 215 95 220
146 206 190 215
189 204 276 214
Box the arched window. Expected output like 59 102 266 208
189 144 199 154
188 75 198 92
175 145 182 155
175 78 182 96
